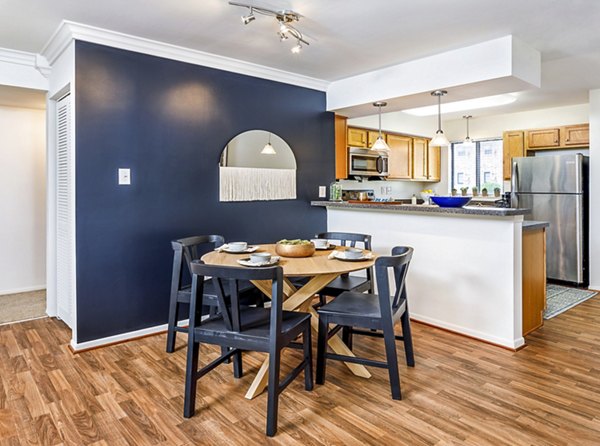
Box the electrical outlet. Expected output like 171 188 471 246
118 168 131 185
386 186 392 194
318 186 326 198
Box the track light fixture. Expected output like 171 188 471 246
229 2 310 53
463 115 473 143
371 102 390 152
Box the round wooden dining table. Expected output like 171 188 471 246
202 243 376 399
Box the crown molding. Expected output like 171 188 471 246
41 21 329 91
0 47 50 78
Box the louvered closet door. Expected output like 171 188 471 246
56 94 75 328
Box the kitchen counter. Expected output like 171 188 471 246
522 220 550 231
311 200 530 217
313 199 528 349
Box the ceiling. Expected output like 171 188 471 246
1 0 600 118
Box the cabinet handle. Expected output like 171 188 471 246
555 139 558 143
566 138 570 142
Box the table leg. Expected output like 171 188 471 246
244 273 371 399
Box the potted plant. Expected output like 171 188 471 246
472 187 478 196
482 188 488 197
460 187 468 196
451 188 457 196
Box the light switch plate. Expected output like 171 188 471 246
118 168 131 185
318 186 326 198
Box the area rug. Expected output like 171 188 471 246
544 284 597 319
0 290 47 325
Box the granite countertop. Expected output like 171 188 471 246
311 200 531 217
522 220 550 230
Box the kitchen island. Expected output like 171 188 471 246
311 201 531 349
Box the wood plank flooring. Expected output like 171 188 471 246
2 296 600 445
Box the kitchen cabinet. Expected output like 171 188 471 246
427 145 441 181
527 128 560 148
503 130 525 180
522 226 547 336
348 128 367 147
412 138 428 180
367 131 382 149
563 124 589 146
335 115 348 179
387 134 413 179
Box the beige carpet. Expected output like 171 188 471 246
0 290 47 325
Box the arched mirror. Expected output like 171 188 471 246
219 130 297 202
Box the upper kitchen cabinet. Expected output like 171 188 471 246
412 138 428 181
367 131 382 148
348 127 367 147
335 115 348 179
527 128 560 149
503 130 525 180
387 134 413 179
563 124 589 146
427 145 441 182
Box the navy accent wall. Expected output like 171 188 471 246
75 41 334 342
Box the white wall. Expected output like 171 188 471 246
589 90 600 290
0 105 46 294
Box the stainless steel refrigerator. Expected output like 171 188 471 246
512 154 589 286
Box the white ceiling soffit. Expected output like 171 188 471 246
41 21 329 91
327 36 541 118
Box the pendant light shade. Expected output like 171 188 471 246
463 115 472 143
430 90 449 147
261 133 276 155
371 101 390 152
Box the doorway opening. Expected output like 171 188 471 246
0 85 47 325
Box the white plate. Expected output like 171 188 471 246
218 245 259 254
237 256 280 267
330 251 373 262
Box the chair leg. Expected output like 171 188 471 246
383 323 402 400
400 311 415 367
303 325 313 391
266 347 281 437
183 340 200 417
342 326 353 350
166 296 179 353
316 315 328 385
222 346 231 364
318 293 326 306
233 349 243 378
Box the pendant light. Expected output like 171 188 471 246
463 115 472 143
430 90 450 147
261 133 276 155
371 101 390 152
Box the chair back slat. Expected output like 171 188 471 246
171 235 225 291
190 262 283 335
374 247 413 322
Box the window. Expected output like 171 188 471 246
450 139 503 193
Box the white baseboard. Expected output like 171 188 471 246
70 319 190 352
0 285 46 296
410 312 525 350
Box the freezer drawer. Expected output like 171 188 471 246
516 193 584 283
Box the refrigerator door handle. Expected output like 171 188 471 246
575 195 584 283
511 160 519 207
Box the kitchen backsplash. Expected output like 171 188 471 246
338 179 428 199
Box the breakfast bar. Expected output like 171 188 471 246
311 201 531 349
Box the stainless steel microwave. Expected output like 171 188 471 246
348 147 389 177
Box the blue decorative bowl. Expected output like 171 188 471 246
430 196 472 208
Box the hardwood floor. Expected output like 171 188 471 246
2 297 600 445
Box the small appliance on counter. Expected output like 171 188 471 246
494 192 512 208
348 147 389 179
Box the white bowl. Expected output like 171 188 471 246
311 238 328 249
344 247 364 259
250 252 272 264
228 242 248 252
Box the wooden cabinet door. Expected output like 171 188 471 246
412 138 428 180
522 228 546 336
367 131 382 148
427 144 441 182
563 124 589 146
387 134 413 179
503 131 525 180
527 128 560 148
348 128 367 147
334 115 348 180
